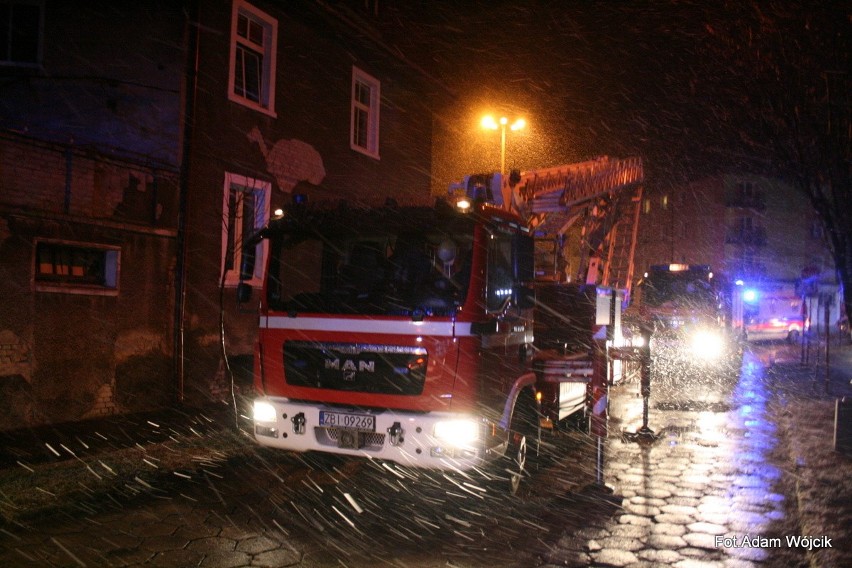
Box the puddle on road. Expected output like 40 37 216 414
544 350 794 566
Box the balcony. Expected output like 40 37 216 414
726 194 766 210
732 263 767 280
726 227 767 246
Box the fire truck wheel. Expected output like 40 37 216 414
516 393 542 459
504 433 527 495
501 395 541 495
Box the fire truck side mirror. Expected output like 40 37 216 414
512 234 535 311
513 234 535 282
514 285 535 310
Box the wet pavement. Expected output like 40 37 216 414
0 405 238 470
543 349 800 567
0 341 849 567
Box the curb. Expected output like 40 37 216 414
767 358 852 568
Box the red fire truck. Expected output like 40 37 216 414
244 157 643 493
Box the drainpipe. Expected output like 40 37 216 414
64 145 72 214
174 0 200 403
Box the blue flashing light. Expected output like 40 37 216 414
743 289 758 303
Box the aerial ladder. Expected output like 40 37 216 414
450 155 644 294
451 156 648 481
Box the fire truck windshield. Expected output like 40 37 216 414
642 270 716 308
264 209 475 317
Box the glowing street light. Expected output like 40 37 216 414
481 115 526 175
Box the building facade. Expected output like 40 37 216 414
634 173 839 322
0 0 437 430
0 1 184 429
178 0 438 406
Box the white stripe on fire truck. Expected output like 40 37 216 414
263 316 473 337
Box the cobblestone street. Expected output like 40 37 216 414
0 344 849 567
543 349 801 567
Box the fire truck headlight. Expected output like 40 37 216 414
253 400 277 423
433 419 480 445
690 330 725 360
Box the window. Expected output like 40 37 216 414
34 240 120 295
810 219 824 239
222 173 270 287
351 66 380 158
228 0 277 116
736 181 754 199
0 1 42 67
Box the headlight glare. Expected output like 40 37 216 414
434 419 480 445
690 330 724 360
253 400 277 423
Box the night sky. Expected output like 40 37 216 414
382 1 847 192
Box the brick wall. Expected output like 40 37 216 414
0 330 30 381
0 132 178 227
84 384 118 418
0 132 180 430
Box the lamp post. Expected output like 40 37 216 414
481 115 526 175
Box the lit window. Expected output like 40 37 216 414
351 66 380 158
810 220 823 239
228 0 277 116
222 173 270 286
34 241 120 295
0 1 42 67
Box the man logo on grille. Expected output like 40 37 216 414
325 358 376 381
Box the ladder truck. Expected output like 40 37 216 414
244 156 643 494
450 157 645 432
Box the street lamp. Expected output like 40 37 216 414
481 115 526 175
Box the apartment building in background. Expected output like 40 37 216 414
634 174 840 327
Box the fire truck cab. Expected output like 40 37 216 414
248 198 539 492
246 155 645 493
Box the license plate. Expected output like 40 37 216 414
319 411 376 431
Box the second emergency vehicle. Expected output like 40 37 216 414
628 264 744 378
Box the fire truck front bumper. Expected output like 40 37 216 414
252 397 506 472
